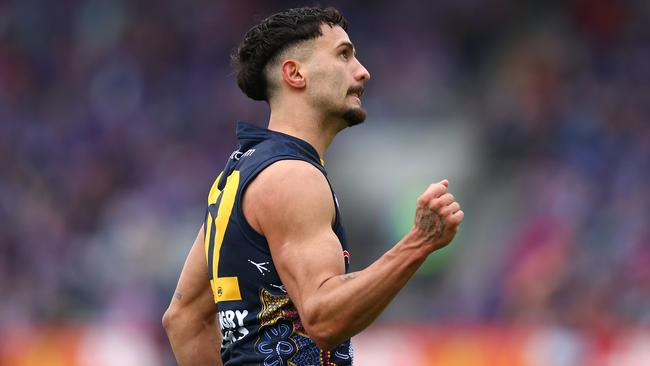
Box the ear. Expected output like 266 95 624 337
281 59 306 90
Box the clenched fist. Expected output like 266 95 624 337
413 179 464 252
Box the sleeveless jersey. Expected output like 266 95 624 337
204 122 353 365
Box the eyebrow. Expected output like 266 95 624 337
336 41 356 55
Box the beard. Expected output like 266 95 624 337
342 106 367 127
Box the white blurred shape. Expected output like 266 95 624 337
353 327 423 366
77 323 161 366
524 325 585 366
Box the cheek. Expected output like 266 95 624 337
311 69 344 98
324 76 347 104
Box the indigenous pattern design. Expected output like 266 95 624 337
256 288 352 366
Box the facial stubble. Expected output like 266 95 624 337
342 106 367 127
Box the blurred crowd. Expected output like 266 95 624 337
477 0 650 329
1 0 648 364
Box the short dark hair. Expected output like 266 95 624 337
231 6 348 101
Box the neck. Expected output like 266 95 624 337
267 103 345 160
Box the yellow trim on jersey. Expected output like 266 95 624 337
208 172 223 205
206 170 242 303
205 172 222 266
214 276 242 302
204 211 213 265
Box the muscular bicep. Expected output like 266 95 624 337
244 160 345 314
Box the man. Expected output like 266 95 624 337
163 6 464 366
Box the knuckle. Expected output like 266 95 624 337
428 199 442 210
417 195 429 206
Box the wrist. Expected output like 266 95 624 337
398 227 432 261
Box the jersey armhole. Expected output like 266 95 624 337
235 156 332 248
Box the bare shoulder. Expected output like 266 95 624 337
243 159 334 235
247 159 332 205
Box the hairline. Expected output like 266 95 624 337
264 23 346 101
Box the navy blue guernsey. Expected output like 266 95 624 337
204 122 353 366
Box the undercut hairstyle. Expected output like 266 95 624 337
232 6 349 101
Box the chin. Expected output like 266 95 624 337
342 107 367 127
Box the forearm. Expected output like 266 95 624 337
303 229 429 348
164 311 222 366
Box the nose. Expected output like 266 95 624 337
355 59 370 82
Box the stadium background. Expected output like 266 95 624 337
1 0 649 364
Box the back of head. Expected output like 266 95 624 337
232 6 348 102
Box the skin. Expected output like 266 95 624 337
267 24 370 156
246 162 462 350
163 23 464 361
163 226 222 365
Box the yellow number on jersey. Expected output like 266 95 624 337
205 171 242 303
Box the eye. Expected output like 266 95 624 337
339 50 350 61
